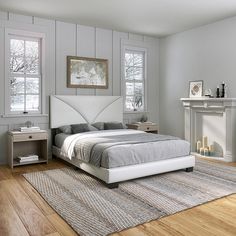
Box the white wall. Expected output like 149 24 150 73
0 11 159 164
159 16 236 138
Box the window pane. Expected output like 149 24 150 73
134 95 144 111
10 56 25 73
25 57 39 74
26 41 39 58
26 95 39 111
134 82 143 95
133 53 143 67
26 78 39 94
133 67 143 80
125 96 134 111
10 95 24 111
10 77 24 94
125 66 134 80
10 39 24 57
125 53 133 66
126 82 134 95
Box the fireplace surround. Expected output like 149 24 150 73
181 98 236 162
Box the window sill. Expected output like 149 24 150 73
124 111 149 114
2 114 48 118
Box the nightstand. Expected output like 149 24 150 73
8 130 48 169
127 122 158 134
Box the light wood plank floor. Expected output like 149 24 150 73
0 159 235 236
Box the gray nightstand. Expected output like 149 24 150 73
8 130 48 169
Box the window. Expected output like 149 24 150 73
123 47 146 112
6 31 42 115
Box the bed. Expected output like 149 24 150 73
51 95 195 188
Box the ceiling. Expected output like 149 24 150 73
1 0 236 37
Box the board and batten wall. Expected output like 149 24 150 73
0 11 159 164
159 15 236 138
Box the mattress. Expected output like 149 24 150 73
55 130 190 169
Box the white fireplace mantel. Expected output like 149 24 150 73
181 97 236 162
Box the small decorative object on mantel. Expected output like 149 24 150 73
216 86 220 98
216 82 227 98
221 81 225 98
67 56 108 89
189 80 203 98
204 89 213 98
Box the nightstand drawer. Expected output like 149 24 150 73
137 125 157 132
127 123 158 133
13 132 47 142
142 125 157 131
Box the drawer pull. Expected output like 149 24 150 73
29 136 32 139
147 127 150 130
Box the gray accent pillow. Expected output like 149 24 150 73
71 123 98 134
104 122 126 130
57 125 72 134
92 122 105 130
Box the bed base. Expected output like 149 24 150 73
52 146 195 184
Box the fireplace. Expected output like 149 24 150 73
181 98 236 162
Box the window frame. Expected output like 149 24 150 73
122 45 147 113
5 29 45 116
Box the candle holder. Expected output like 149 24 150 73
221 81 225 98
216 86 220 98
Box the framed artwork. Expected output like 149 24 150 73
189 80 203 97
67 56 108 89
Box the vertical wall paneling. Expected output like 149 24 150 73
76 25 96 95
0 10 159 164
0 11 8 20
8 13 33 24
95 28 113 95
0 125 9 164
144 36 159 125
56 21 77 95
34 17 56 114
34 19 54 116
0 27 4 115
112 31 128 96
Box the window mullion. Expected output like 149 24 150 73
24 40 27 112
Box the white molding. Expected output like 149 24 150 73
181 97 236 162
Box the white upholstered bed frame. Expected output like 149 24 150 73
50 95 195 185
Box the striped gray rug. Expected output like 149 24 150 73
23 159 236 236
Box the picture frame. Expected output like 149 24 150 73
67 56 108 89
189 80 203 97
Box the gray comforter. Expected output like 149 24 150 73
58 129 190 168
74 132 179 167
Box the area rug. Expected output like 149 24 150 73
23 159 236 236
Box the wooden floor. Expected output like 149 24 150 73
0 159 236 236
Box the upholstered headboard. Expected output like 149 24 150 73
50 95 123 128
